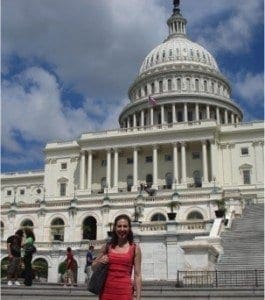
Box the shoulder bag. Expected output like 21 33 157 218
88 243 109 295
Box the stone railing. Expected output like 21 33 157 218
139 222 167 232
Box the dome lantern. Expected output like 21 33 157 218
166 0 187 40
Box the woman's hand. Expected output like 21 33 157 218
96 254 109 265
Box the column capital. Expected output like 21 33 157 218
80 150 86 155
209 139 216 145
172 142 179 147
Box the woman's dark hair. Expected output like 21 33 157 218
24 227 35 242
15 229 24 238
110 214 134 247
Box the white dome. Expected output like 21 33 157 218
139 37 219 75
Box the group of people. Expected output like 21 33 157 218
7 214 142 299
6 227 35 286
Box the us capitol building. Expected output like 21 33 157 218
1 1 264 284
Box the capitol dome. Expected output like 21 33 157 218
119 0 243 128
139 37 219 75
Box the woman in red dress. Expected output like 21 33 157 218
92 214 142 300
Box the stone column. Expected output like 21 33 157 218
180 142 187 184
184 103 188 122
235 115 239 123
79 150 85 190
152 145 158 189
141 110 145 127
173 143 179 188
195 103 199 121
150 107 154 126
172 104 176 123
202 141 209 183
161 105 165 125
210 140 218 182
87 151 93 193
229 143 236 185
206 105 210 119
113 148 119 193
216 107 220 124
224 110 228 124
133 113 137 128
132 147 139 192
231 113 235 124
106 149 111 191
127 117 130 128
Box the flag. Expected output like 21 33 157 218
148 95 157 106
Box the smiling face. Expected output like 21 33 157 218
115 218 130 242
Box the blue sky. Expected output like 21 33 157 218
1 0 264 173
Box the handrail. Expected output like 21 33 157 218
176 269 264 288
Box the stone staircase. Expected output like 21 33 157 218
1 282 264 299
216 203 264 271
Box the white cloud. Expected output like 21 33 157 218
233 72 264 105
2 0 167 101
2 67 90 151
186 0 263 54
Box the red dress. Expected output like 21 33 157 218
100 244 135 300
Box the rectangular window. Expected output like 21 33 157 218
192 152 200 159
167 111 172 123
20 189 25 195
127 158 133 164
177 111 183 122
241 147 249 155
60 183 66 196
7 190 12 196
159 81 163 93
243 170 251 184
165 154 172 161
101 159 107 167
188 111 193 121
145 156 153 163
61 162 67 170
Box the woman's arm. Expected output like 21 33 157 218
91 244 109 271
134 245 142 300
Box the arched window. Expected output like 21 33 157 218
51 218 64 241
151 82 155 94
159 81 163 93
151 213 166 221
144 85 147 96
168 79 172 91
204 80 207 92
187 211 203 220
21 219 34 228
32 258 49 280
146 174 153 188
165 172 173 189
211 81 215 93
186 78 190 91
101 177 106 193
82 216 97 240
0 221 4 239
177 78 181 90
127 175 133 192
195 79 199 92
193 170 202 187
